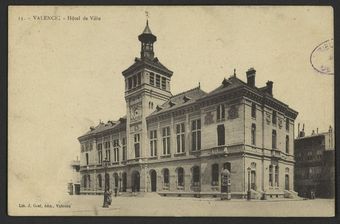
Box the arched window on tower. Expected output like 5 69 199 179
286 135 289 154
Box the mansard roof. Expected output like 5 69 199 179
78 116 126 141
122 57 173 77
149 86 207 116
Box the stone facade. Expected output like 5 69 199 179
294 126 335 198
77 21 298 199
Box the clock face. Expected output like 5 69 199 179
130 103 141 121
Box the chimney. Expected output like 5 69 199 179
300 123 305 137
317 128 319 134
312 130 315 135
246 68 256 87
266 81 273 95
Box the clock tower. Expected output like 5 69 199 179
122 20 173 161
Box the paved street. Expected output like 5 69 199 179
14 193 334 216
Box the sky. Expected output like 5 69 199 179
8 6 333 205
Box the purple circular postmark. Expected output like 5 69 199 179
310 39 334 75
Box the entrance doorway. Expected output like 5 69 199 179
122 172 127 192
74 184 80 195
150 170 157 192
132 171 140 192
285 174 289 190
251 170 256 190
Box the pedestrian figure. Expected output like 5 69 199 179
114 186 118 197
103 190 110 208
108 190 112 205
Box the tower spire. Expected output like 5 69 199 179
138 13 157 60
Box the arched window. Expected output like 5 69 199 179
251 124 256 145
272 130 277 149
177 167 184 187
269 165 273 187
163 168 170 186
286 135 289 154
217 104 225 120
192 166 200 186
251 103 256 118
211 164 219 186
275 166 279 186
97 174 102 189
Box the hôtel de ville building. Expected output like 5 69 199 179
77 21 299 199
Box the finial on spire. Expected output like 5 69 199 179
145 11 149 22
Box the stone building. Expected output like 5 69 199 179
68 158 81 195
78 21 298 199
294 125 335 198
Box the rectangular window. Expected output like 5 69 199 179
272 111 277 125
285 118 289 131
251 103 256 118
156 74 160 88
128 77 132 89
162 127 171 155
251 124 256 145
161 77 166 90
133 75 137 88
150 73 154 86
217 104 225 120
98 150 102 164
176 123 185 153
269 165 273 186
191 119 201 151
137 73 141 86
217 124 225 146
150 130 157 157
134 134 140 158
122 138 127 161
86 153 89 165
272 130 277 149
104 141 110 161
274 166 279 186
113 139 119 162
97 143 103 164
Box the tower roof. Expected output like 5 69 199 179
138 20 157 43
142 20 152 34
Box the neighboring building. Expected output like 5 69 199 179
68 158 81 195
77 21 298 198
294 125 335 198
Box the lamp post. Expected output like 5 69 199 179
247 167 251 201
102 157 110 208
